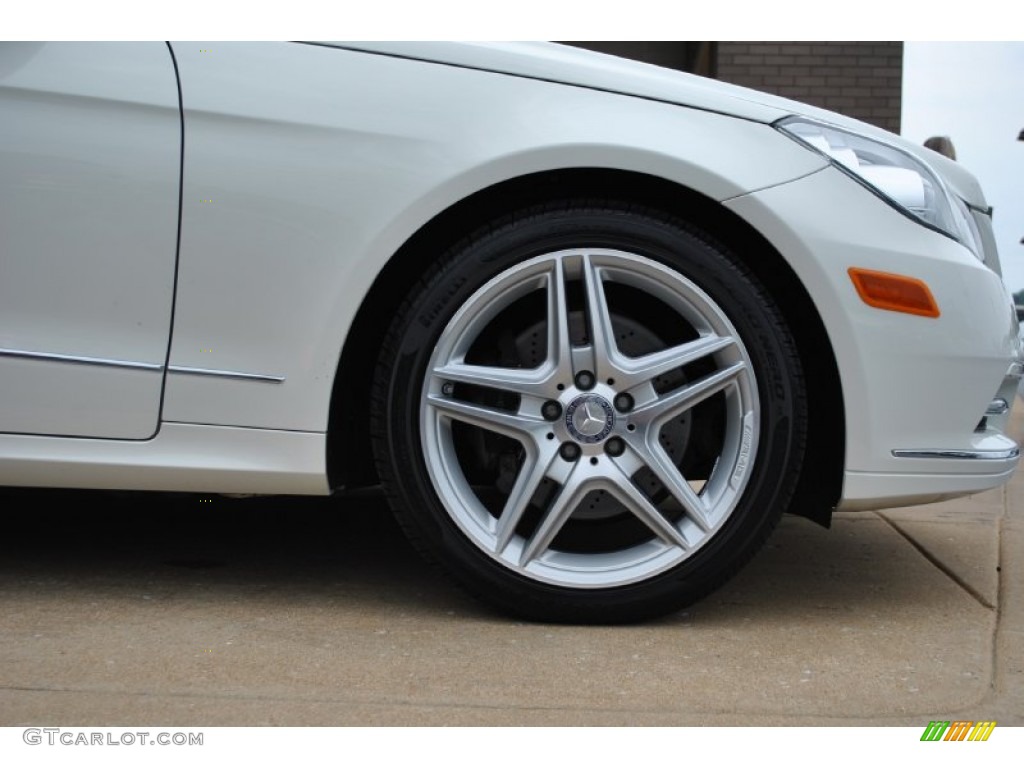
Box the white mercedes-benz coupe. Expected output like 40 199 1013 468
1 42 1019 622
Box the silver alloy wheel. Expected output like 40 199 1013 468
421 248 760 588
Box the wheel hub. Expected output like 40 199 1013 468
564 394 615 443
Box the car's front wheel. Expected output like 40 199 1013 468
371 202 807 623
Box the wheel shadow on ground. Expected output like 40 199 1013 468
0 488 976 625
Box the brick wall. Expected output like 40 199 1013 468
716 42 903 133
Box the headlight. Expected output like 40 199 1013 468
776 117 983 259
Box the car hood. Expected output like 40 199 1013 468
319 41 987 207
325 41 799 122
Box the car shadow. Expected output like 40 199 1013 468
0 487 977 625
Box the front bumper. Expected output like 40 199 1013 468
726 166 1021 510
842 358 1021 509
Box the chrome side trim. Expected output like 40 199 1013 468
168 366 285 383
0 347 163 371
892 447 1020 461
0 348 284 383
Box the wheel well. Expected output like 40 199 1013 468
327 168 843 527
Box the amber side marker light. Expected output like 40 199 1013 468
848 267 940 318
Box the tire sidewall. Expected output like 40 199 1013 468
377 206 804 622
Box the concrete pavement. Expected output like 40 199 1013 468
0 420 1021 725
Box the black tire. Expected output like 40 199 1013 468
371 202 807 623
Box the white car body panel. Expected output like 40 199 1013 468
162 42 824 432
0 42 180 438
327 41 793 123
724 167 1020 507
329 41 992 211
0 40 1018 515
0 423 326 493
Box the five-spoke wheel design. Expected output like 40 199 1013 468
422 248 759 587
373 204 804 622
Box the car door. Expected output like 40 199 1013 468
0 42 180 439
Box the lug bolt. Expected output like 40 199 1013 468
575 370 596 390
613 392 634 412
605 437 625 457
541 400 562 421
559 442 581 462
